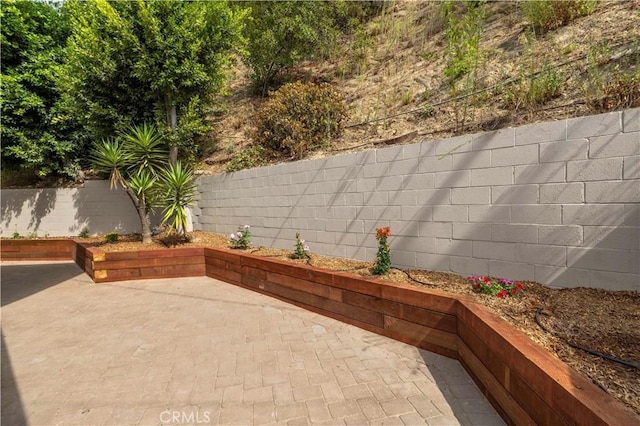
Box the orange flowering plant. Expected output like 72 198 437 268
376 227 391 239
372 227 391 275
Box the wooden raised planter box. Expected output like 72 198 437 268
0 238 76 261
2 239 637 425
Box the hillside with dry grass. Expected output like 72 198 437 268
203 0 639 174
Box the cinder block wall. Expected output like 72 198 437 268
196 109 640 291
1 181 140 237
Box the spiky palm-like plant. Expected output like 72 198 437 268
91 124 169 244
159 161 197 235
122 123 167 177
91 140 131 189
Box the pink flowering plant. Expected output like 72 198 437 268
229 225 251 249
469 276 523 299
292 232 310 259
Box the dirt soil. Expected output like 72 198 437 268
203 1 640 175
77 231 640 418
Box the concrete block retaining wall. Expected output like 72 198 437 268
1 181 140 237
2 110 638 291
196 109 640 291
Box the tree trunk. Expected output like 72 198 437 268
123 185 153 244
139 200 152 244
168 104 178 165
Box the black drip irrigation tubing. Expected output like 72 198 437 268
249 247 283 258
394 268 438 288
535 300 640 370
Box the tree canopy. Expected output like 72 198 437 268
61 0 245 162
1 0 81 179
0 0 384 182
241 1 340 95
240 1 387 95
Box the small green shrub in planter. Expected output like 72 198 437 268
78 227 90 238
104 231 119 243
292 232 310 260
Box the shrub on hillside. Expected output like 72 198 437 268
252 82 348 159
522 0 597 34
502 66 565 110
587 73 640 112
226 145 266 172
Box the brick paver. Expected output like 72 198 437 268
1 261 504 425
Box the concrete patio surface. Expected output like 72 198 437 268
1 261 504 426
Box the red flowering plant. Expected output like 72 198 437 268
372 227 391 275
469 276 524 298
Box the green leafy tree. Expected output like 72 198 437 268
62 0 245 163
0 0 83 179
241 1 340 95
240 1 389 95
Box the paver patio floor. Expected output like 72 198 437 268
1 261 504 426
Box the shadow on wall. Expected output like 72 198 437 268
316 131 485 268
385 136 460 269
0 188 57 236
253 158 329 248
532 204 640 291
72 181 140 236
393 150 639 291
322 126 637 291
0 181 145 237
197 109 639 291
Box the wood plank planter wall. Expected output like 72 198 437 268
88 246 205 283
1 239 76 261
1 240 637 425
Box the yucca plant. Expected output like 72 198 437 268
159 162 197 236
90 140 131 189
129 169 158 201
91 124 169 244
121 123 167 177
